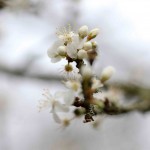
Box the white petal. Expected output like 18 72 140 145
73 36 84 49
81 65 92 78
38 99 52 111
47 40 64 58
51 57 61 63
66 43 78 58
54 101 69 112
63 91 75 105
93 92 105 101
54 91 64 98
52 112 62 124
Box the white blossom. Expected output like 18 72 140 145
39 89 74 123
60 62 79 79
56 25 78 45
66 35 84 58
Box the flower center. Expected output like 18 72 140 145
65 64 73 72
56 25 76 45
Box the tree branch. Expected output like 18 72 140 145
1 63 150 116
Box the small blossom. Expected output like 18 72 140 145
56 90 75 105
66 36 84 58
60 62 79 79
39 89 73 123
56 25 78 45
78 25 88 38
100 66 115 83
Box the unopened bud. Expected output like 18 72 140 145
81 65 92 78
100 66 115 83
77 49 88 59
78 25 88 38
83 42 92 51
92 41 98 49
87 28 99 40
58 46 66 56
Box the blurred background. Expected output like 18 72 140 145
0 0 150 150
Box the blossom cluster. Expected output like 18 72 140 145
39 25 115 126
47 25 99 62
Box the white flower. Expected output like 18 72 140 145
39 89 74 123
78 25 88 38
57 90 75 106
47 40 64 63
66 35 84 58
60 62 79 79
100 66 115 83
56 25 78 45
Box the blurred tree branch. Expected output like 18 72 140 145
0 63 150 115
102 97 150 115
100 84 150 115
0 63 61 81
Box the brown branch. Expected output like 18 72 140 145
1 63 150 116
102 98 150 115
74 98 150 117
0 63 61 81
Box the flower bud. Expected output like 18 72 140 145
100 66 115 83
83 42 92 51
57 46 66 56
87 28 99 40
77 49 88 59
92 77 103 90
78 25 88 38
81 65 92 78
92 41 98 49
